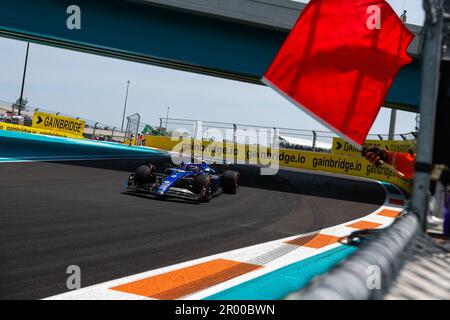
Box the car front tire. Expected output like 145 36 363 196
134 164 154 185
194 174 212 202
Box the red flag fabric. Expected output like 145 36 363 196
263 0 414 146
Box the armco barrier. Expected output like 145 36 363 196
286 213 420 300
143 136 412 192
0 130 166 161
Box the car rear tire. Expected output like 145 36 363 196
134 164 154 184
222 170 239 194
194 174 212 202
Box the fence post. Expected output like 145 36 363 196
135 114 140 145
388 108 397 140
194 120 199 139
93 122 98 136
272 127 278 147
125 119 130 143
312 131 317 152
233 124 237 144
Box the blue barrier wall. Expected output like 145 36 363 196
0 130 166 162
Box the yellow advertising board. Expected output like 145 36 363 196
332 137 415 156
0 122 81 139
143 136 412 192
33 111 85 137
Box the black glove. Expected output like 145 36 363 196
362 147 387 166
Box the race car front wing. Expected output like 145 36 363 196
125 176 203 201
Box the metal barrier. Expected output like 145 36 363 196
286 211 450 300
285 212 421 300
0 100 417 148
125 113 140 144
157 117 417 152
0 103 127 142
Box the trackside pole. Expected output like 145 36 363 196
411 0 444 230
388 108 397 140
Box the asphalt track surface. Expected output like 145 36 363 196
0 159 385 299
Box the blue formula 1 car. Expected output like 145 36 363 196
125 161 239 202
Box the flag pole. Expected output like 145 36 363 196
379 160 405 179
360 146 406 178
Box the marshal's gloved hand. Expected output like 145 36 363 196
362 147 388 166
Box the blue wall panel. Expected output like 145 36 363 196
0 130 165 161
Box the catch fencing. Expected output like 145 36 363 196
0 101 127 142
157 117 417 153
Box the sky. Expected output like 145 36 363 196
0 0 424 136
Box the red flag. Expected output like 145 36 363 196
263 0 414 146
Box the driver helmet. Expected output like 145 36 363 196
185 163 200 172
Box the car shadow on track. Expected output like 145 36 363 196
232 164 386 206
120 191 202 205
